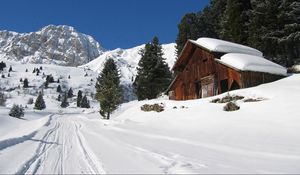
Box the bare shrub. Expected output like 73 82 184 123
141 103 164 112
223 102 240 112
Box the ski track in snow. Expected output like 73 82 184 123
1 110 299 174
9 114 106 174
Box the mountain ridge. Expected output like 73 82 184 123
0 25 104 66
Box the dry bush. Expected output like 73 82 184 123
141 103 164 112
223 102 240 112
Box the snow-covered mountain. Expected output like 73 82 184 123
82 43 177 84
81 43 176 101
0 25 104 66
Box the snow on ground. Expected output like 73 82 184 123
0 57 299 174
190 37 263 57
218 53 287 75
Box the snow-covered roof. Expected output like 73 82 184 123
190 38 263 57
217 53 287 76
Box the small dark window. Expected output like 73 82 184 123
203 59 208 62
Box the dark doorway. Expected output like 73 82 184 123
229 80 240 91
195 82 201 98
220 79 228 93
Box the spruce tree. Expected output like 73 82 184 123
77 90 83 107
175 13 201 56
220 0 251 44
67 88 73 98
9 104 24 118
95 58 123 119
44 79 49 89
133 36 172 100
0 91 6 106
8 65 12 72
23 78 29 88
81 95 90 108
34 92 46 110
277 0 300 66
0 61 6 71
56 85 62 93
60 93 69 108
57 94 61 101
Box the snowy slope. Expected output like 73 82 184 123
0 25 104 66
0 58 299 174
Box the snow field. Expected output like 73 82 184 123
0 60 299 173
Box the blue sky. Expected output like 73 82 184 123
0 0 209 49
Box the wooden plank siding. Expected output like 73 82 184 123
168 41 286 100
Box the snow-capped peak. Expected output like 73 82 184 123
0 25 105 66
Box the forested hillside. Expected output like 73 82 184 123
176 0 300 67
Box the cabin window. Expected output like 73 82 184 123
203 59 208 63
220 79 228 93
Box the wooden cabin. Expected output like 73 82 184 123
167 38 287 100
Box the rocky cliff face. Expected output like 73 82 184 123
0 25 104 66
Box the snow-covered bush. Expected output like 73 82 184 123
9 104 24 118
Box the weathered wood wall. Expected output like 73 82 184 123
169 42 285 100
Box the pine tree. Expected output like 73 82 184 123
133 37 172 100
57 94 61 101
277 0 300 66
56 85 62 93
44 79 49 89
81 95 90 108
23 78 29 88
60 93 69 108
0 91 6 106
46 75 54 83
25 69 28 72
34 92 46 110
77 90 83 107
0 61 6 71
95 58 123 119
67 88 73 98
9 104 24 118
57 79 60 83
175 13 201 56
8 65 12 72
220 0 251 44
